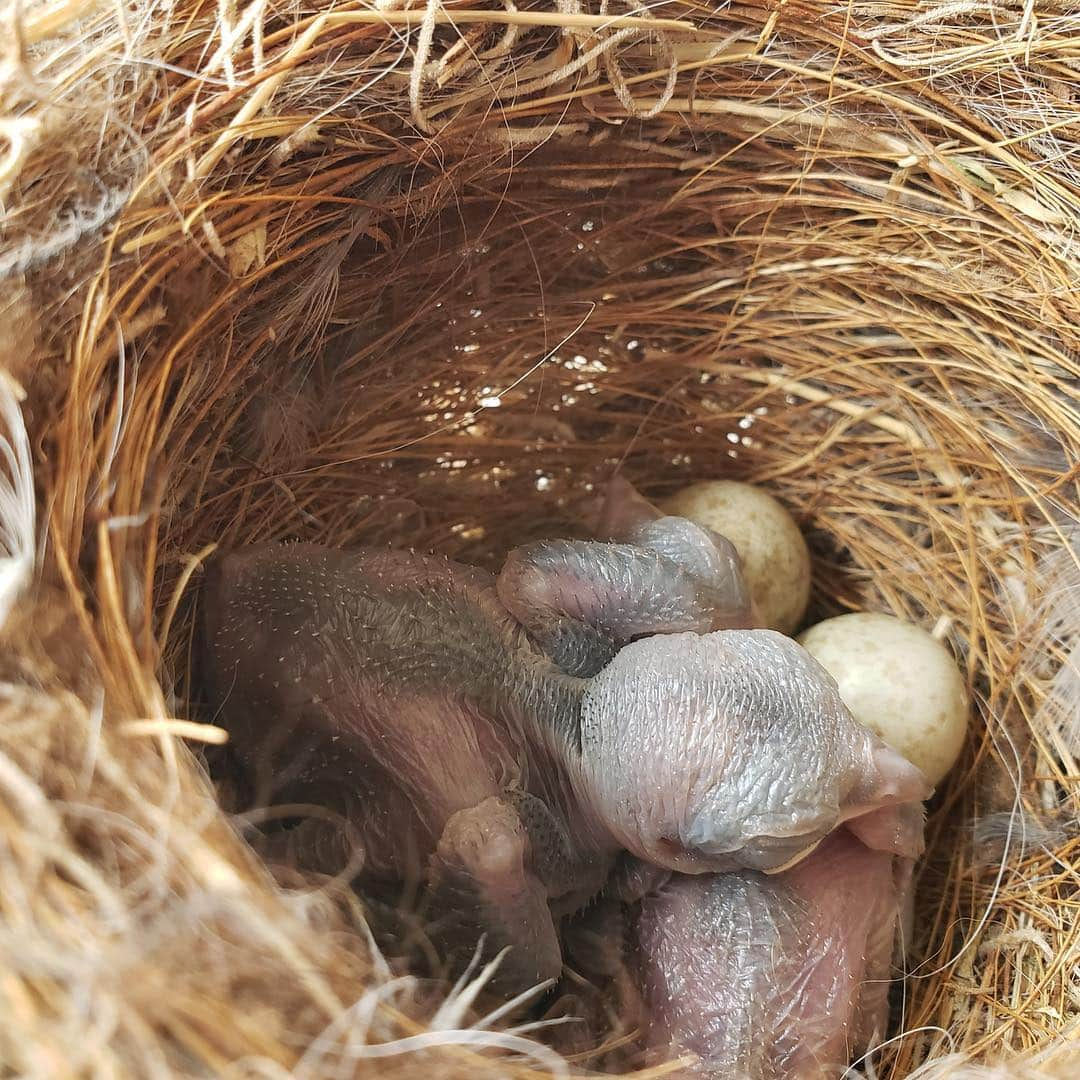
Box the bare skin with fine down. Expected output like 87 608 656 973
634 827 917 1079
200 494 928 996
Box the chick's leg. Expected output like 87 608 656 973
428 796 563 996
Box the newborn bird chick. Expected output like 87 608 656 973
634 827 916 1079
200 522 926 994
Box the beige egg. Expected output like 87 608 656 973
798 612 968 787
663 480 811 634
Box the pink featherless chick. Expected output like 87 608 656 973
199 475 927 1001
585 476 927 1079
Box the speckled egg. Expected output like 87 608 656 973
663 480 811 634
798 612 968 787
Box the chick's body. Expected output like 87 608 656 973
635 829 910 1079
200 510 927 1000
202 543 605 992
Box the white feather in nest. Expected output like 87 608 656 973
0 371 35 631
291 937 571 1079
1028 529 1080 758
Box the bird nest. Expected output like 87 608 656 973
1 0 1078 1075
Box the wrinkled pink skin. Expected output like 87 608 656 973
584 475 758 632
589 477 927 865
594 477 927 1079
635 828 916 1079
200 475 928 999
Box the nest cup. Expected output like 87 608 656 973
2 0 1078 1075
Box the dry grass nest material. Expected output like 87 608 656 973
1 0 1078 1075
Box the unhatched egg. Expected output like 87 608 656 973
798 612 968 787
663 480 811 634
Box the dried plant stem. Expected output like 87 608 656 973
1 0 1078 1075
